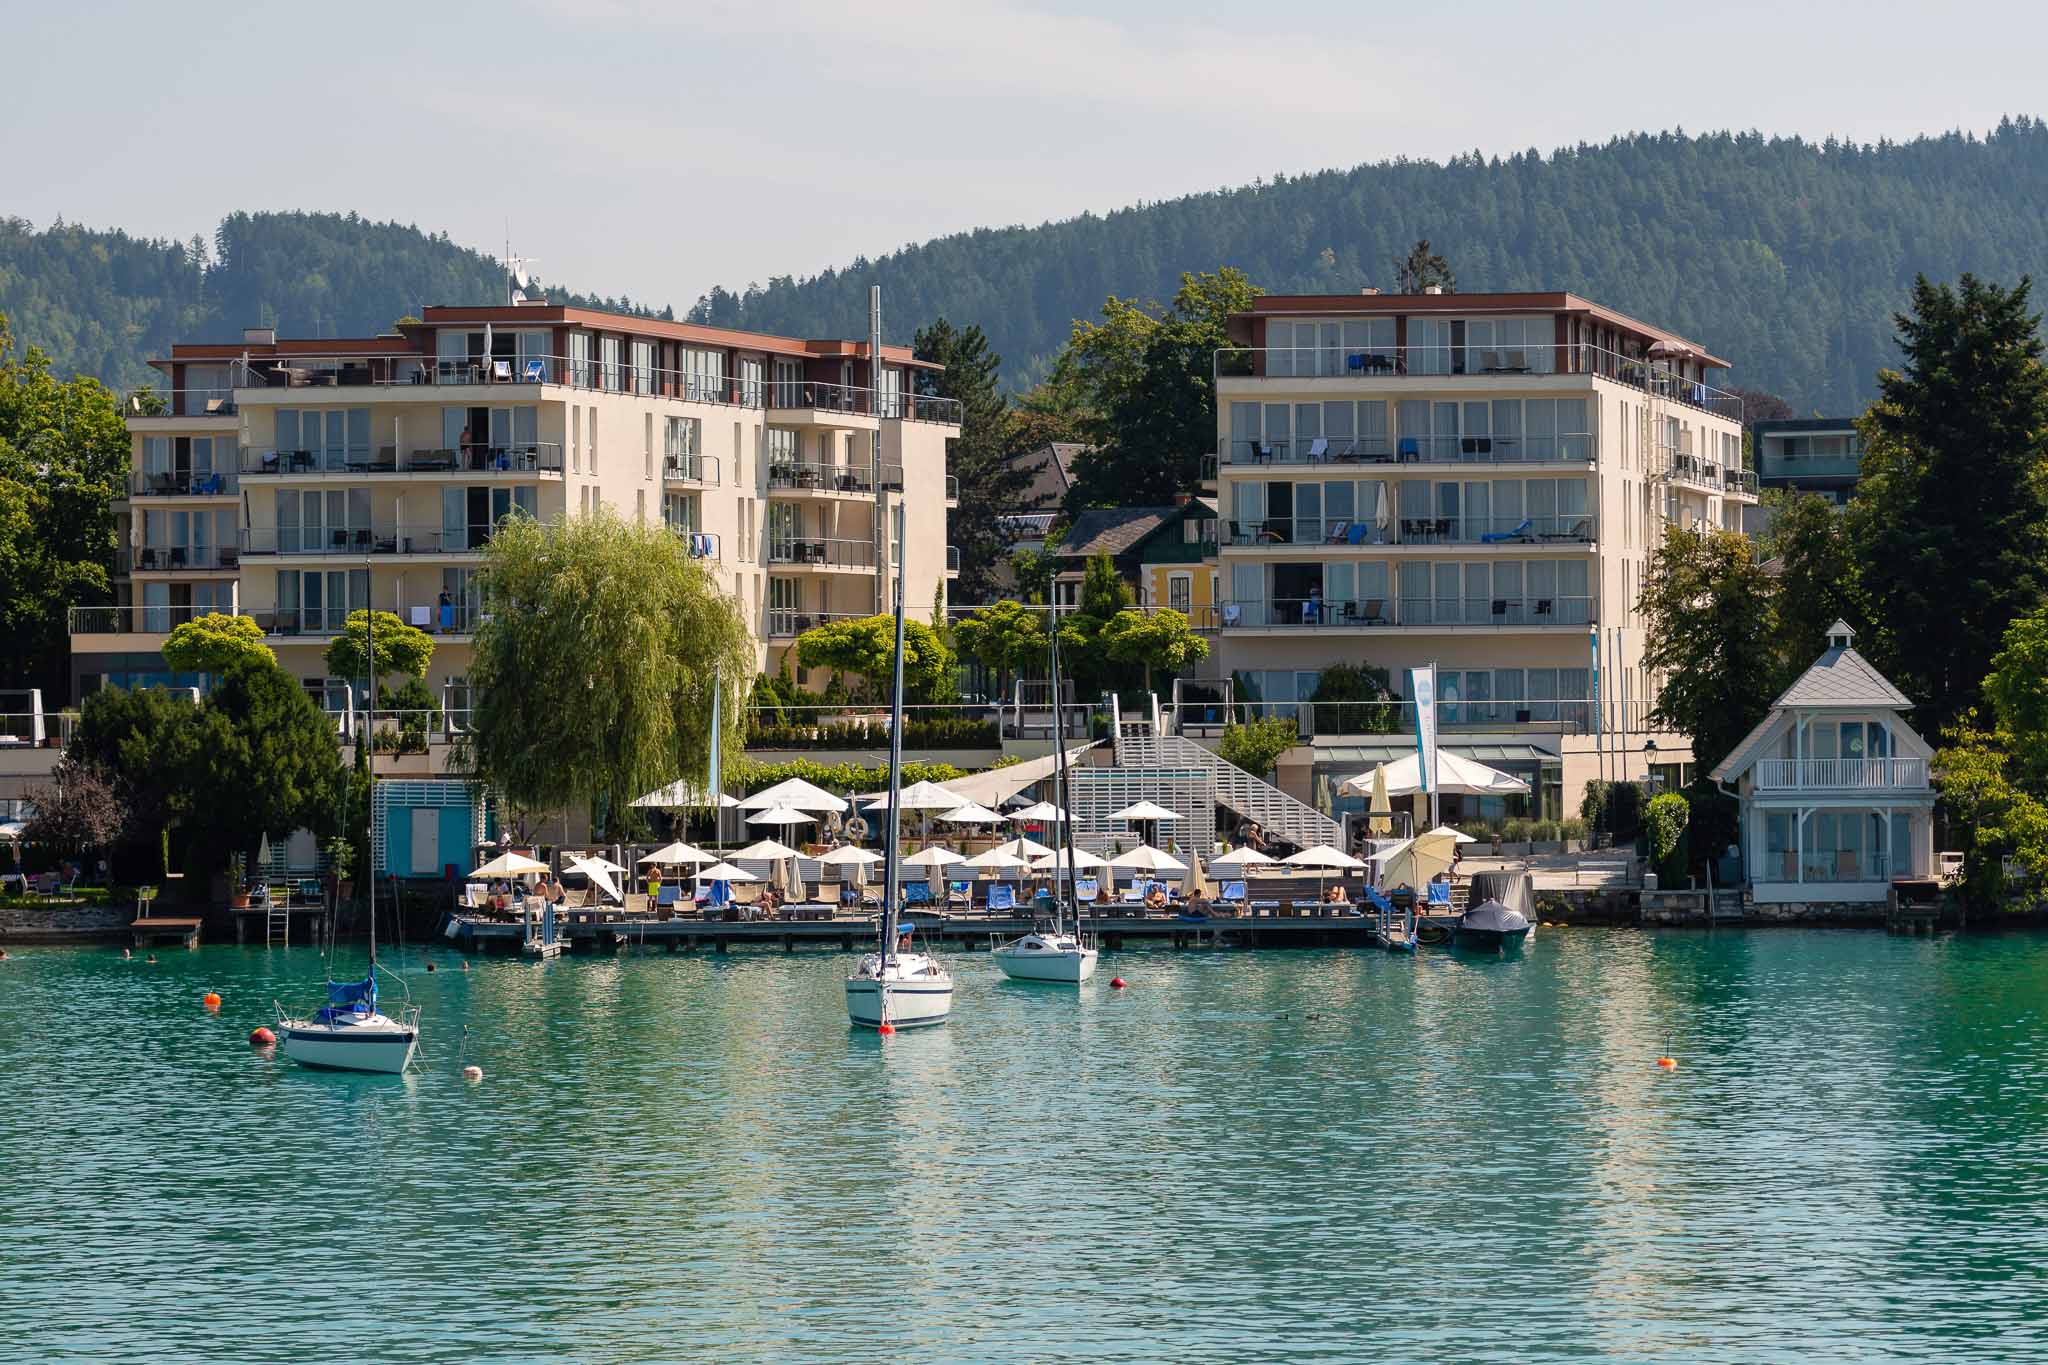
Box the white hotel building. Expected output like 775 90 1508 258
1206 290 1756 819
71 303 960 714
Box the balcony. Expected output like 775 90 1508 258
1661 448 1758 499
260 605 480 639
766 460 898 496
768 537 877 570
124 387 239 421
131 471 240 498
662 454 722 485
1216 341 1744 420
1753 757 1928 792
1225 514 1595 549
241 444 563 478
127 545 242 573
767 609 870 638
1224 433 1593 468
239 525 493 557
1207 594 1594 631
672 529 721 561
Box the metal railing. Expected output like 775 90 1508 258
1754 757 1928 791
663 453 722 484
263 606 479 638
766 461 896 495
241 444 564 476
1216 341 1745 419
238 525 494 556
945 474 960 501
127 545 242 572
1226 433 1594 467
671 528 722 560
69 605 218 635
131 470 240 497
1787 851 1892 883
123 387 239 419
1208 594 1595 629
767 537 876 569
766 610 871 637
1224 514 1595 548
1174 696 1605 738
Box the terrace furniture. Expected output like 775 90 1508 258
1347 523 1370 545
168 547 187 567
1248 441 1275 464
1397 437 1421 463
1358 598 1388 626
1481 518 1534 544
1221 603 1242 627
1541 517 1592 543
523 359 547 381
219 547 239 568
1304 437 1329 462
1480 350 1504 373
1491 599 1508 623
1461 437 1494 456
1504 350 1529 372
986 884 1017 913
1324 520 1352 544
1534 599 1555 619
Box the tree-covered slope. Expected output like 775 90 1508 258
0 210 661 391
690 121 2048 412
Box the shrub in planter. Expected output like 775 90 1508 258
1647 792 1690 884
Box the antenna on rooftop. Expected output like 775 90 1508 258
504 224 537 305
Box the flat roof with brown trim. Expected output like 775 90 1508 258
1237 290 1729 368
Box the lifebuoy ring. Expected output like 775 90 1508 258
845 815 870 840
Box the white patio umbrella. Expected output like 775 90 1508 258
1110 800 1184 822
572 853 629 875
746 804 817 827
818 845 883 866
986 835 1055 861
1210 846 1277 868
1031 847 1108 873
1340 752 1531 798
565 856 621 902
471 851 548 879
938 802 1004 825
1421 825 1479 844
631 780 740 809
1284 845 1368 870
733 838 802 861
695 860 758 882
1008 801 1068 824
902 845 966 867
962 848 1031 870
739 778 848 813
1109 844 1188 873
639 841 715 866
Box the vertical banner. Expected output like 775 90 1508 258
1409 664 1439 797
706 662 723 841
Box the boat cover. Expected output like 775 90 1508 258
1464 870 1535 919
312 974 377 1024
1459 899 1530 933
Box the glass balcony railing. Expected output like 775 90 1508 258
662 454 722 484
1225 433 1594 467
238 525 496 556
1205 595 1594 630
1224 514 1595 548
131 470 239 497
241 444 563 476
767 537 876 569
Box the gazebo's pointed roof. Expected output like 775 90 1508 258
1711 624 1915 782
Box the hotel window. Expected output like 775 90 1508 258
663 493 700 534
588 408 599 474
1343 318 1397 366
644 414 654 478
600 336 622 392
568 332 593 388
274 568 370 635
635 489 645 524
766 427 800 477
737 357 765 409
772 358 804 408
273 488 370 554
632 340 654 395
571 408 581 473
875 365 902 417
1465 318 1554 374
1168 574 1191 614
275 408 370 471
1408 318 1455 375
680 347 725 403
442 485 536 551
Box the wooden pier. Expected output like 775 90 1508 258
446 909 1429 956
131 916 203 949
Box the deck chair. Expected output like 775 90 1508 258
1305 437 1329 462
1426 881 1452 908
1120 882 1146 904
1324 519 1351 544
1481 518 1533 543
1221 880 1247 903
523 358 547 381
903 882 932 906
987 883 1017 913
1075 876 1100 906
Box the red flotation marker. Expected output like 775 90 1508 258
202 992 222 1011
878 1022 896 1036
1656 1056 1677 1070
249 1026 276 1046
1110 977 1127 990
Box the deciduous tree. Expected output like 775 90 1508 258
1218 716 1301 782
184 656 342 879
1638 526 1780 772
462 511 754 839
795 614 955 704
162 612 275 674
951 600 1046 697
323 609 434 688
22 756 125 862
1098 608 1209 693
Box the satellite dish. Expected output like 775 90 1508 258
509 253 536 290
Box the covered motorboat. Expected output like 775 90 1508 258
1453 898 1532 953
991 929 1098 983
279 974 420 1074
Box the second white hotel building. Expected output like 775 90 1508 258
1208 290 1756 807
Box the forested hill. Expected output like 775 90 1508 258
691 120 2048 413
0 210 663 390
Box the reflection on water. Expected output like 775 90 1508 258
3 931 2047 1363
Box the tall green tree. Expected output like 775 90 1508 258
162 612 276 675
1638 526 1780 772
915 318 1031 602
951 600 1046 697
323 609 435 691
794 614 955 704
461 511 753 842
66 684 207 876
0 312 126 701
184 656 342 880
1098 608 1210 694
1771 493 1861 686
1063 268 1261 508
1849 274 2048 731
1392 238 1455 293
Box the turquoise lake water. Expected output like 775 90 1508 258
3 929 2047 1363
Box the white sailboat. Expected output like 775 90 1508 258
846 362 954 1030
278 607 420 1073
992 606 1098 984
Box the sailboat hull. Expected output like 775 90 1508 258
991 934 1099 983
845 961 954 1028
281 1016 419 1074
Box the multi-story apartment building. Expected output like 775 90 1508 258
1205 290 1756 819
71 303 960 714
1752 417 1862 505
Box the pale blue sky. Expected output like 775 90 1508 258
12 0 2042 310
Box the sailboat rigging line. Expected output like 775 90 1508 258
876 497 911 1027
1048 621 1079 938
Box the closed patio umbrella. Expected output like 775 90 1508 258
1368 764 1394 837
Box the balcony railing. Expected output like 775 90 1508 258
1172 696 1605 739
128 545 242 572
124 387 239 419
767 609 871 637
768 537 876 569
671 528 721 560
1661 448 1758 497
766 461 897 495
239 525 495 556
945 474 960 501
67 603 480 638
241 444 564 477
1225 433 1593 467
70 605 217 635
1216 341 1744 420
131 471 240 497
663 453 722 484
1207 595 1595 629
1773 851 1892 883
1225 514 1595 548
1754 757 1928 791
1723 466 1759 496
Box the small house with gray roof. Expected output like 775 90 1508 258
1710 622 1934 904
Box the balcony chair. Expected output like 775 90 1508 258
986 883 1017 914
1324 520 1352 544
1358 598 1388 626
1481 518 1534 544
1304 437 1329 462
1220 603 1242 627
1347 523 1370 545
1541 517 1592 543
1248 441 1275 464
523 359 547 382
1397 437 1421 463
1533 599 1555 618
1480 350 1504 373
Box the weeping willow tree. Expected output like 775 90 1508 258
460 511 754 840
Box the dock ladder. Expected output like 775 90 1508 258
266 884 290 947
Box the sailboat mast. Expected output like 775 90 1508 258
878 498 909 954
1048 613 1079 936
365 601 376 967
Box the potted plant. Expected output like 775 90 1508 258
324 835 356 903
227 850 251 908
1560 818 1588 854
1499 818 1533 858
1531 820 1565 856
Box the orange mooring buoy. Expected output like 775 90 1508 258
202 992 222 1011
249 1026 276 1046
1656 1056 1677 1070
878 1022 896 1036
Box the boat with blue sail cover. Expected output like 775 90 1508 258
279 974 420 1073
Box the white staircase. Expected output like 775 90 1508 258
1113 696 1340 850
